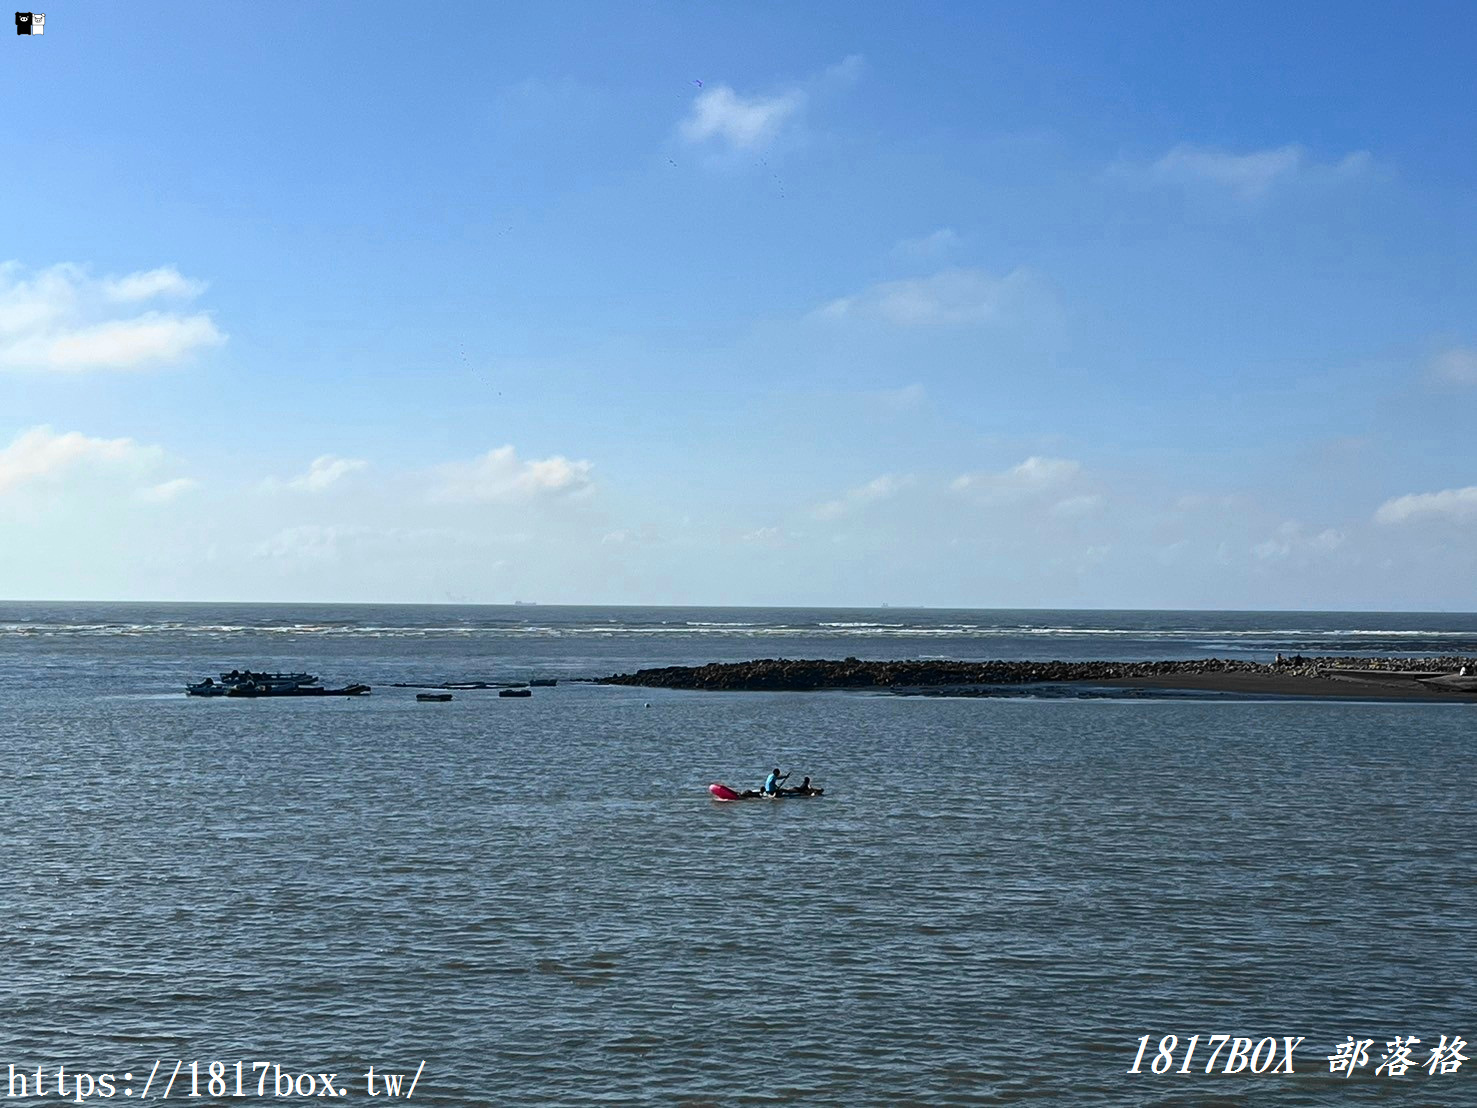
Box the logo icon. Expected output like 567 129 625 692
15 11 42 35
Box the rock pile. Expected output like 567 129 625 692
598 656 1477 692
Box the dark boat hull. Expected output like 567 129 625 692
708 782 823 801
224 684 371 698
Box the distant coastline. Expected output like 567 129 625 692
600 657 1477 701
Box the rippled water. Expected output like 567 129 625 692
2 605 1475 1103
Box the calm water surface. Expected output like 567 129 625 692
1 604 1474 1103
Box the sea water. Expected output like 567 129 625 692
1 603 1474 1104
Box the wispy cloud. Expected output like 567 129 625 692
821 54 865 88
817 267 1038 327
136 477 200 503
892 228 961 261
678 54 863 154
1375 486 1477 524
253 524 355 565
42 316 222 369
1051 494 1104 518
0 262 224 371
431 445 593 504
281 455 368 493
0 425 162 494
1112 143 1372 200
1430 347 1477 387
1251 520 1345 560
952 456 1084 507
741 526 785 546
681 87 803 152
102 267 206 302
814 474 911 520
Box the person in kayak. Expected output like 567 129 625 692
763 768 788 795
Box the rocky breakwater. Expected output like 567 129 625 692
606 657 1259 691
598 656 1477 692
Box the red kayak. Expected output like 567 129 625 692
708 782 823 801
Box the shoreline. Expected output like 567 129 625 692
599 657 1477 702
1097 670 1477 700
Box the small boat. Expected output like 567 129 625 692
187 670 321 696
708 782 824 801
225 682 370 698
416 692 453 702
186 667 371 698
499 688 533 698
529 678 557 687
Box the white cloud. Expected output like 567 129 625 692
1252 521 1345 561
952 456 1082 502
102 267 205 302
815 474 911 520
1375 486 1477 525
0 262 224 371
136 477 200 503
818 267 1036 327
1051 494 1104 518
283 455 368 493
1430 348 1477 386
678 55 862 154
0 425 161 495
1115 143 1372 200
680 86 802 152
822 54 866 87
893 228 961 260
253 525 349 565
431 445 593 504
0 262 79 337
38 314 222 369
742 526 785 545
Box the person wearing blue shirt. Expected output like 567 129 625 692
763 767 788 795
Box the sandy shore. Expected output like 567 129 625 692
600 657 1477 701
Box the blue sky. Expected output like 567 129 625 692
4 1 1477 607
